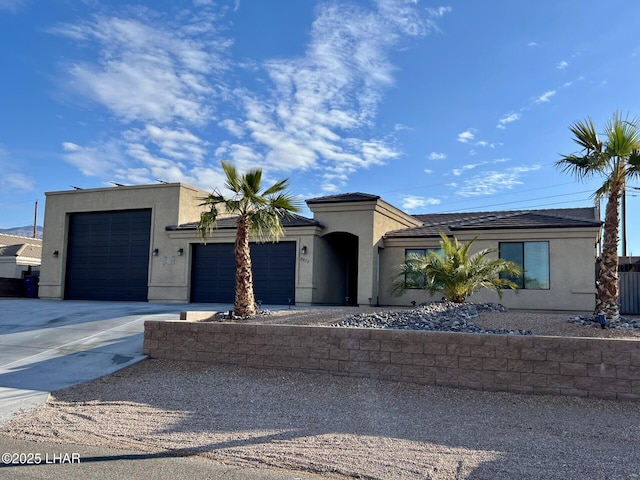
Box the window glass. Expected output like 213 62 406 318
499 243 524 288
403 248 442 288
524 242 550 289
499 241 549 290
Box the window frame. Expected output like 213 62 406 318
403 247 442 289
498 241 550 290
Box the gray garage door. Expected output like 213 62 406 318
65 209 152 301
191 242 295 304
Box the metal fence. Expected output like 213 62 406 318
620 272 640 315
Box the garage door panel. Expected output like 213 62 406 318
191 242 295 304
65 209 151 301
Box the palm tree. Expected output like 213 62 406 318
391 234 521 303
557 112 640 321
197 161 302 317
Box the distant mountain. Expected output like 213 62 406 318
0 226 43 239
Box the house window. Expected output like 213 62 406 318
404 248 442 288
499 241 550 289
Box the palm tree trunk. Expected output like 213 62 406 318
234 215 257 317
596 183 622 321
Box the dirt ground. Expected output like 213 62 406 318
2 308 639 479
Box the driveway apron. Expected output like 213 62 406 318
0 299 230 425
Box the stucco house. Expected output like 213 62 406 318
0 233 42 279
38 183 602 311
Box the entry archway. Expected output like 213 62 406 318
321 232 358 305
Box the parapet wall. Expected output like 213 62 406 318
143 321 640 400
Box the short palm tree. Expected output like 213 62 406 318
556 112 640 321
197 161 302 317
391 234 521 303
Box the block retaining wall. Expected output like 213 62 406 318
143 321 640 401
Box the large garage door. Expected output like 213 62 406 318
65 209 152 301
191 242 296 304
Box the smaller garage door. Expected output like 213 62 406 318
65 209 152 301
191 242 296 304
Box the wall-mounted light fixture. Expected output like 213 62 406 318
300 245 307 255
177 248 184 256
153 248 159 256
53 250 59 257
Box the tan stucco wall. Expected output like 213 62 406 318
38 183 601 312
378 228 600 311
308 198 421 305
39 183 209 301
167 225 322 304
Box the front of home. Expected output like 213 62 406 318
38 183 602 311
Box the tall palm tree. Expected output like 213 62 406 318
197 161 302 317
557 112 640 321
391 234 521 303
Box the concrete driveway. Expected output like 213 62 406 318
0 299 232 425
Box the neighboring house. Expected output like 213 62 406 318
0 233 42 297
0 233 42 279
38 184 602 311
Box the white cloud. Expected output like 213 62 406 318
497 112 521 130
218 119 246 138
402 195 441 210
53 1 445 193
52 11 231 125
423 168 433 174
233 0 436 189
453 165 541 197
426 6 452 17
1 173 35 191
62 141 126 177
457 129 475 143
527 41 538 47
452 161 485 176
394 123 412 132
535 90 556 104
429 152 446 160
125 125 208 163
556 60 568 69
452 158 508 176
0 144 36 192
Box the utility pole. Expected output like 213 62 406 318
33 201 38 239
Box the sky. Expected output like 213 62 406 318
1 0 639 255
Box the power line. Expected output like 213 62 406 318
438 189 594 213
379 180 576 198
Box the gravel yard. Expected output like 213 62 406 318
229 304 640 340
2 306 640 479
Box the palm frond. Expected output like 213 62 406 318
605 112 640 157
263 178 290 196
197 208 219 242
390 235 521 302
628 149 640 173
221 161 242 193
569 118 601 151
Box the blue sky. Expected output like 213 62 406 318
1 0 639 254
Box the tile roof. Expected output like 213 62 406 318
0 233 42 246
167 214 323 231
385 207 601 238
306 192 380 205
0 234 42 259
